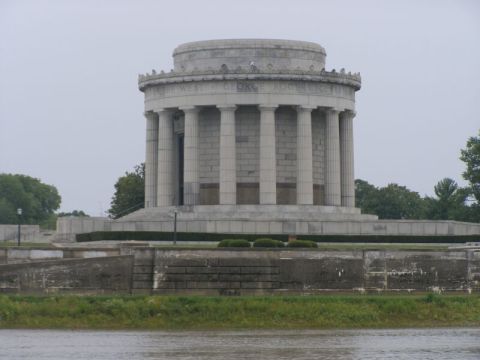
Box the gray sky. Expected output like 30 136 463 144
1 0 479 216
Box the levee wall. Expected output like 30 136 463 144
147 249 480 295
0 255 133 294
1 247 479 295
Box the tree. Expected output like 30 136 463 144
354 179 379 215
0 173 61 224
425 178 469 220
108 163 145 218
375 183 426 219
355 179 426 219
460 130 480 203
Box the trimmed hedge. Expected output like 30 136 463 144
218 239 251 248
76 231 479 243
253 238 285 248
287 240 318 248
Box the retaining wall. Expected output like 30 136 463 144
148 249 480 295
1 247 479 295
0 255 133 294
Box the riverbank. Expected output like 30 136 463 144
0 294 479 330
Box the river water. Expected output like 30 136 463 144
0 328 479 359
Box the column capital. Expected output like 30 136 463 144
179 106 200 114
143 110 157 119
325 107 343 115
296 105 316 113
217 105 237 112
154 108 174 116
341 109 356 119
258 104 278 112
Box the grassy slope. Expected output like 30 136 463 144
0 294 479 330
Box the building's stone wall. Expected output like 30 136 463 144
276 106 297 204
236 106 260 204
143 80 356 112
172 39 327 73
235 106 260 184
199 107 220 184
312 110 325 204
312 110 325 185
199 107 220 205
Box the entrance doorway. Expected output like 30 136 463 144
177 133 184 206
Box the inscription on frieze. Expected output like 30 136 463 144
237 81 258 93
145 80 354 102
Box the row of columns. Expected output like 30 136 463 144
144 105 355 208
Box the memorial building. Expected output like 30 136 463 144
56 39 480 237
140 39 359 210
123 39 380 234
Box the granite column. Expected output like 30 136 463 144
181 106 200 205
325 108 341 206
296 106 314 205
144 111 158 208
218 105 237 205
340 110 355 207
259 105 277 204
156 109 174 207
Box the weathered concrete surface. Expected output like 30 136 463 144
0 255 133 294
151 249 480 295
0 247 121 265
55 216 112 242
0 224 40 242
1 247 478 295
55 210 480 241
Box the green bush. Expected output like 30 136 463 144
217 239 251 248
287 240 318 248
253 238 285 248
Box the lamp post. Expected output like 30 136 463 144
173 209 178 246
17 208 22 246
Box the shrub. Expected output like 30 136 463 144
217 239 251 248
286 240 318 248
253 238 285 248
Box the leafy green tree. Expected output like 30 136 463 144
460 130 480 203
355 179 426 219
425 178 470 220
354 179 379 215
375 183 426 219
0 173 61 224
108 163 145 218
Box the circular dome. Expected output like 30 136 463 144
173 39 326 73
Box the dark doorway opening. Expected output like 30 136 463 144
177 133 184 206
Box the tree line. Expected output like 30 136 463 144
355 130 479 222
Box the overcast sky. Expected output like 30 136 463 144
1 0 479 216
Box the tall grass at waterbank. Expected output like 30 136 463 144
0 294 479 330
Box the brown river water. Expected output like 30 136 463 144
0 328 479 359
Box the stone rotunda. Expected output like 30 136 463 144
124 39 379 234
55 39 480 238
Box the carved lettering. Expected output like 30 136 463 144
236 81 258 93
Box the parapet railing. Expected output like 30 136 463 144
138 65 361 91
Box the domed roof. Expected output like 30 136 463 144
172 39 327 73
